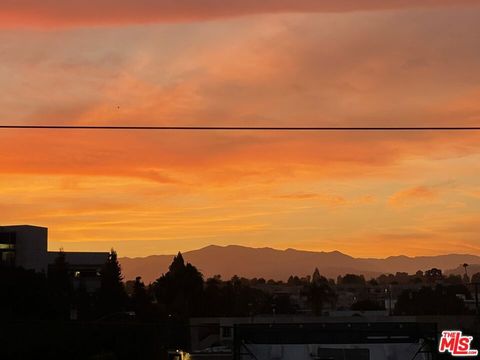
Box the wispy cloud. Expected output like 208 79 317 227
389 186 439 207
275 193 375 207
1 0 478 27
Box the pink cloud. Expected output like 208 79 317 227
0 0 478 27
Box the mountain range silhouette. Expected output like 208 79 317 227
120 245 480 283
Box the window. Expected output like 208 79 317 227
0 232 16 267
222 326 232 338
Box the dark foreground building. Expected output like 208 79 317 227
189 315 480 360
0 224 108 290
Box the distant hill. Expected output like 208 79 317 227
119 245 480 283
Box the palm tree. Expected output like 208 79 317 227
463 263 470 283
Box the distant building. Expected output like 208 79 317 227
48 251 109 292
0 225 48 272
0 225 108 291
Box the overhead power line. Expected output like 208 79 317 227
0 125 480 131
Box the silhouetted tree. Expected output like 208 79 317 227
472 272 480 283
338 274 366 286
287 275 304 286
463 263 470 283
395 285 470 315
271 293 297 314
0 266 52 320
153 252 204 318
254 277 269 286
49 250 72 293
312 268 322 283
97 249 127 316
307 268 336 315
424 268 443 283
227 276 271 316
132 276 148 302
445 274 463 285
202 275 225 316
377 274 395 285
131 276 152 319
48 250 73 319
75 280 94 320
394 272 409 284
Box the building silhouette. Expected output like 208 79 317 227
0 225 107 291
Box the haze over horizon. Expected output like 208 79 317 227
118 244 480 283
2 1 480 258
118 243 478 260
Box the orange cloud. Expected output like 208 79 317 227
275 193 376 207
389 186 439 207
0 0 478 27
1 8 480 258
1 130 479 185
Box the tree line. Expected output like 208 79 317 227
1 250 476 321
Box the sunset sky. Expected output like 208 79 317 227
1 1 480 257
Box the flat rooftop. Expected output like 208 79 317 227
0 225 48 230
48 251 109 265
